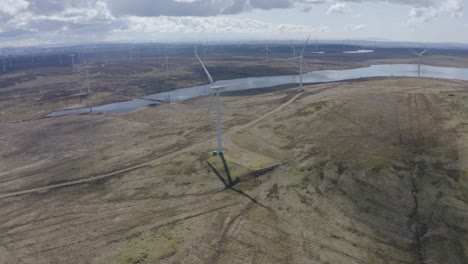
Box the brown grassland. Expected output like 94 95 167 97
1 50 468 263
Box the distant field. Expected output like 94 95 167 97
1 45 468 123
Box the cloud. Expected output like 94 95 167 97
121 16 329 34
106 0 313 17
327 3 351 15
0 0 29 16
344 23 368 30
0 0 464 45
407 0 464 27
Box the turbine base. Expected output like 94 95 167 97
212 151 223 156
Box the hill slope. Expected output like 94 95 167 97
0 77 467 264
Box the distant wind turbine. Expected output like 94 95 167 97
129 43 134 60
165 56 170 78
69 54 76 72
409 48 430 78
84 66 91 94
195 51 234 155
290 42 296 58
1 52 5 72
264 45 272 64
7 51 13 67
292 35 310 92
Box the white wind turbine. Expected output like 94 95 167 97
1 50 6 72
292 35 310 92
84 65 91 94
409 48 430 78
81 65 94 113
264 45 272 64
195 51 233 155
7 50 13 67
164 56 170 78
69 54 76 72
290 42 296 59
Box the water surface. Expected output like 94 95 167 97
48 64 468 117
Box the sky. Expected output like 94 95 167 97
0 0 467 47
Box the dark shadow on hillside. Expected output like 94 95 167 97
206 153 237 188
207 153 270 210
206 161 228 188
229 188 271 210
219 153 233 186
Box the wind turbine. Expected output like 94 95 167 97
84 66 91 94
69 54 76 72
409 48 430 78
129 43 133 60
78 50 82 65
292 35 310 92
195 51 232 155
7 50 13 67
264 45 272 64
290 43 296 59
1 54 5 72
1 49 7 72
164 56 170 78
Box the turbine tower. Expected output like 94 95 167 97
292 35 310 92
69 54 76 72
409 48 430 78
264 45 272 64
195 51 232 155
84 66 91 94
290 44 296 59
165 56 170 78
1 50 6 72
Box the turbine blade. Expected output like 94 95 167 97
420 48 430 55
408 49 420 56
300 35 310 57
195 51 214 86
211 83 238 91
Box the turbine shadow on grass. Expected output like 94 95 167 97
207 153 270 210
206 153 237 189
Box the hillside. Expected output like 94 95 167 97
1 77 467 263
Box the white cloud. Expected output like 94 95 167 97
408 0 464 27
444 0 464 17
327 3 351 15
121 16 330 34
336 0 464 27
408 6 438 26
344 23 368 31
0 0 464 45
0 0 29 16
